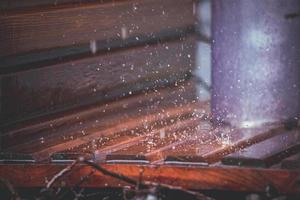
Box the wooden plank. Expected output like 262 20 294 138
106 116 203 163
281 153 300 169
0 0 100 10
30 103 197 161
164 138 219 164
222 129 300 168
44 111 195 162
0 0 196 57
164 123 288 164
1 36 195 125
0 26 194 74
0 163 299 194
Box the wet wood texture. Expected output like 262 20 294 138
0 82 300 192
222 130 300 168
0 0 196 126
1 80 199 152
0 0 195 57
0 0 100 10
1 37 195 125
1 0 300 194
0 164 299 194
1 80 299 167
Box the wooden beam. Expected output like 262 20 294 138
0 163 299 194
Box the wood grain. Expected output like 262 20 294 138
222 129 300 168
1 36 195 125
0 0 195 57
2 80 200 153
0 26 194 74
164 123 288 164
0 0 102 10
106 116 203 163
31 105 195 161
0 163 299 194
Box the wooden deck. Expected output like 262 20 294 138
0 0 299 195
0 81 299 194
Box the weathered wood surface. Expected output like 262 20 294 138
0 0 196 57
0 163 299 194
1 36 195 126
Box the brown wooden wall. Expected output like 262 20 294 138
0 0 197 127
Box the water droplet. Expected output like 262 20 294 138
121 26 128 39
90 40 97 54
160 129 165 139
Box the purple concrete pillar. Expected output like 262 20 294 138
212 0 300 128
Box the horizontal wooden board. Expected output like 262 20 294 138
0 0 101 10
106 117 203 163
222 129 300 168
1 36 195 125
0 163 299 194
0 26 194 74
0 0 196 57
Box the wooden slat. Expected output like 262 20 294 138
1 36 195 125
45 111 195 162
0 163 299 194
164 123 287 164
106 116 203 163
30 103 197 161
0 0 99 10
222 129 300 168
0 27 194 74
0 0 195 57
281 153 300 169
164 138 219 164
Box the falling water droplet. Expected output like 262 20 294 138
90 40 97 54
